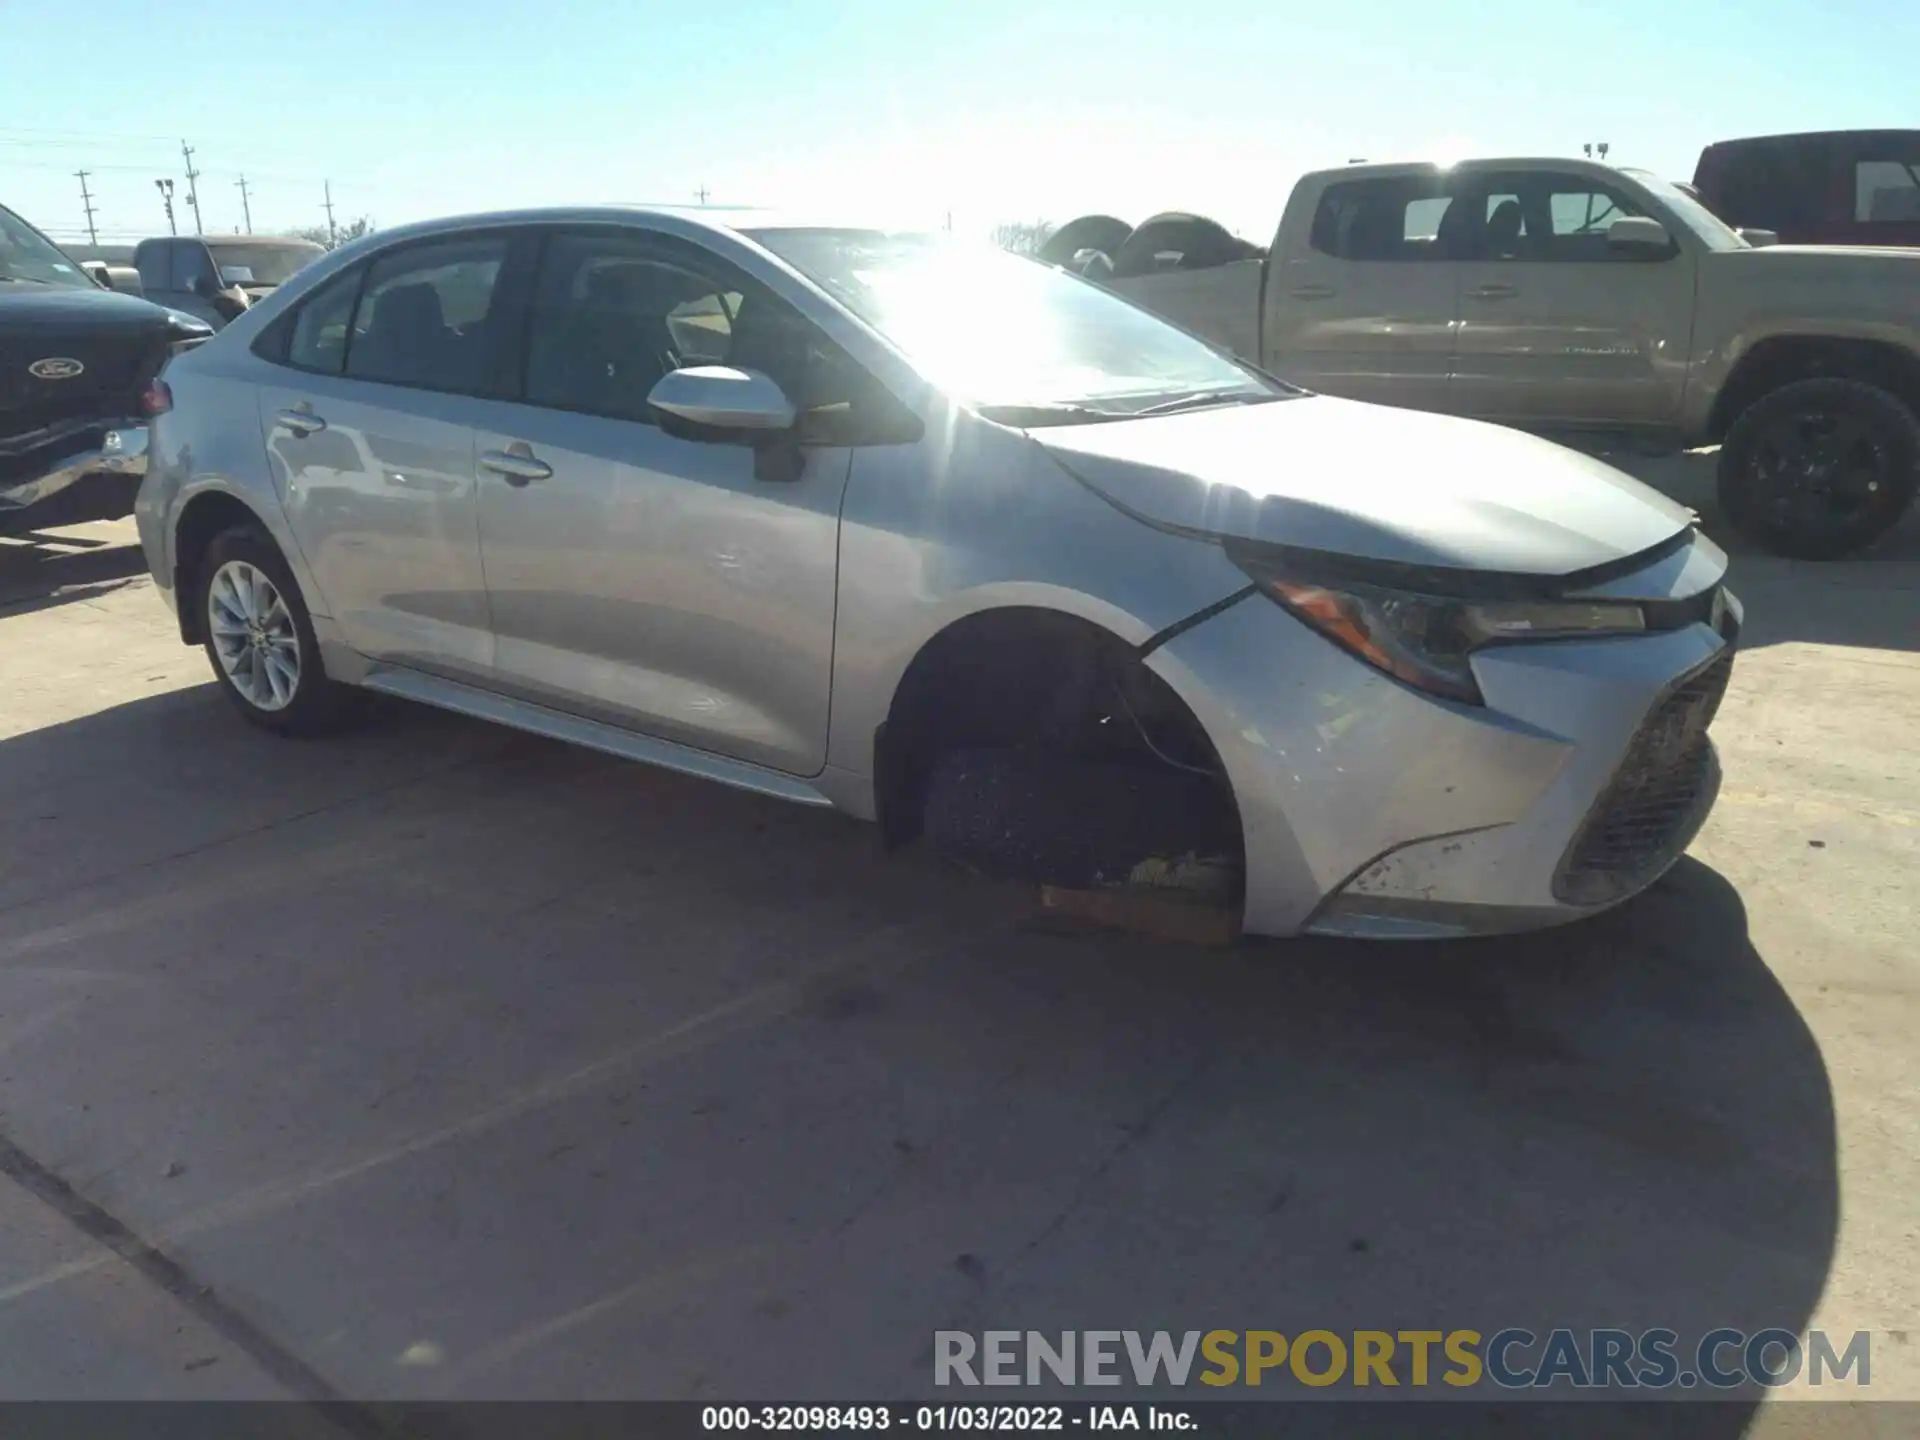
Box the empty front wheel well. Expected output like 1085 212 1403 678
871 607 1234 851
172 491 270 644
1710 336 1920 441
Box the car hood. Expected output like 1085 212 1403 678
1031 395 1695 577
0 282 178 334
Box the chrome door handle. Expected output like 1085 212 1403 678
1289 283 1335 300
276 407 326 436
1467 283 1519 300
480 447 553 486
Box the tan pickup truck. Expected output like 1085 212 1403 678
1051 157 1920 558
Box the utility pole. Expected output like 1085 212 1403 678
694 184 711 205
155 178 177 236
74 170 98 246
323 180 337 246
235 174 253 233
180 140 204 234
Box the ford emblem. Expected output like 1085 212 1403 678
28 357 86 381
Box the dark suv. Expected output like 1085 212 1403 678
2 202 212 536
1694 130 1920 247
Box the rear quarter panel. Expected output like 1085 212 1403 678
139 340 322 625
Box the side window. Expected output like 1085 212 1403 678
176 242 217 290
341 236 507 395
134 241 168 293
284 267 363 375
1856 159 1920 223
522 230 905 443
1467 174 1662 262
1308 178 1457 261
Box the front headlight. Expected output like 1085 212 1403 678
1234 556 1646 704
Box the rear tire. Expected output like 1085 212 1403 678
196 524 355 736
1717 377 1919 559
922 747 1239 891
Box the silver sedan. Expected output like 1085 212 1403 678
134 207 1739 939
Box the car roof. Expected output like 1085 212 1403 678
201 234 326 248
1322 156 1632 180
1700 129 1920 152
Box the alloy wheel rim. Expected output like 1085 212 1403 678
207 560 300 712
1751 410 1889 530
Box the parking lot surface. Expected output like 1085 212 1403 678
0 462 1914 1424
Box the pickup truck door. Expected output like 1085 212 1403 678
1262 174 1460 412
1448 170 1696 437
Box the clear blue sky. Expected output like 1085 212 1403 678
5 0 1914 246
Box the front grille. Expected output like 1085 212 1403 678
1553 647 1733 906
1 330 165 422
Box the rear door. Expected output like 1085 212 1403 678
1262 173 1460 411
253 232 520 679
472 226 855 775
1448 168 1697 436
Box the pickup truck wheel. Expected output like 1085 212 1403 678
197 525 355 736
1718 378 1919 559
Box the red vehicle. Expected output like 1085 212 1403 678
1693 130 1920 247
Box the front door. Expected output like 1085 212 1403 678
474 228 850 777
1448 170 1698 437
1262 172 1461 412
257 233 513 679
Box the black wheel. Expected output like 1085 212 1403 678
922 747 1240 891
1109 212 1254 278
196 524 355 735
1717 378 1919 559
1037 215 1133 270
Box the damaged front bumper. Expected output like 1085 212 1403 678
0 419 148 531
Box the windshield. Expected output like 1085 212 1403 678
0 203 94 288
1620 170 1749 251
747 228 1283 419
207 241 325 286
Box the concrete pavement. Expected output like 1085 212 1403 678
0 477 1913 1427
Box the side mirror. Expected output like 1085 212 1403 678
1606 216 1673 253
1737 227 1780 248
104 265 145 297
647 366 797 437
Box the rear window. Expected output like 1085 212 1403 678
1308 177 1456 261
1856 159 1920 223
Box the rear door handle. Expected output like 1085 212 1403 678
480 445 553 486
1466 283 1519 300
1289 283 1335 300
275 407 326 436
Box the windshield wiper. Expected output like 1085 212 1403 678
975 402 1119 428
1123 389 1271 418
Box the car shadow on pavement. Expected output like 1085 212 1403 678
0 692 1837 1424
0 531 149 619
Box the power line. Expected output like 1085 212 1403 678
74 170 98 246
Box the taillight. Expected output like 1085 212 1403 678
141 378 173 416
